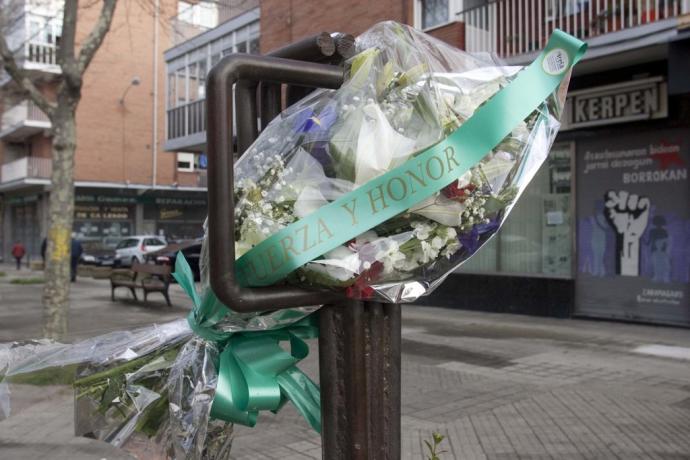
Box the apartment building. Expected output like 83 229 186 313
0 0 226 261
164 0 689 325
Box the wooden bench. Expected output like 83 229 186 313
110 261 172 307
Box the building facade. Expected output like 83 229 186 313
0 0 223 261
162 0 689 325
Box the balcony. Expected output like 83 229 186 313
455 0 687 63
166 99 206 152
0 100 52 141
0 6 62 86
23 42 59 69
1 156 52 185
175 169 208 188
164 7 260 152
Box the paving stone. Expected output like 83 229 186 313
2 279 690 459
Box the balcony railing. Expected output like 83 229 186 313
457 0 684 58
0 100 51 140
167 99 206 140
1 157 52 184
175 169 208 188
26 42 58 66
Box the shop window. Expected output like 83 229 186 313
459 142 574 277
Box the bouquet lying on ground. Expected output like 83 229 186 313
0 22 583 460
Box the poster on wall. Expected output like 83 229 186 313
576 128 689 326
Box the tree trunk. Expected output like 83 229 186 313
42 104 77 340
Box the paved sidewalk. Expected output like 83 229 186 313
1 270 689 459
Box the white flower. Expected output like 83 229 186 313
442 240 461 259
444 227 457 239
354 103 416 186
431 236 444 250
411 221 435 240
418 241 439 264
373 239 405 274
410 195 466 227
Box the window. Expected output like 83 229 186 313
177 152 195 172
117 238 138 249
165 18 259 113
175 68 186 107
167 72 176 108
188 62 199 102
421 0 450 29
249 38 260 55
177 1 219 29
198 59 207 99
458 143 574 277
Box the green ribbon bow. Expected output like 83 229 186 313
172 254 322 432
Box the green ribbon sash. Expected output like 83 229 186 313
236 30 586 287
175 30 586 432
173 255 322 432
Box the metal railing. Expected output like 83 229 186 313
1 156 52 183
457 0 684 57
174 169 208 188
167 99 205 140
1 100 50 131
26 42 58 65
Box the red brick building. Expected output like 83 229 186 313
0 0 225 260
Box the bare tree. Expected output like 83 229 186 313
0 0 118 339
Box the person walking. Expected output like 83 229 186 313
70 237 83 282
11 241 26 270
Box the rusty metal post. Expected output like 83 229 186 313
205 33 402 459
319 302 401 459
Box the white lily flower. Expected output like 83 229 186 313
411 195 466 227
354 103 416 186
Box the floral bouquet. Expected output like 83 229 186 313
0 22 585 460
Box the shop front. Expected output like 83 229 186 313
142 194 207 241
423 65 689 326
5 193 43 260
73 192 138 242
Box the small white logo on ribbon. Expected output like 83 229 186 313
542 48 569 75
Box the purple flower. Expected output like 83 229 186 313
293 104 337 134
458 216 501 254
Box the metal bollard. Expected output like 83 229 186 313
205 34 401 459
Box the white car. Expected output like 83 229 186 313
114 236 167 266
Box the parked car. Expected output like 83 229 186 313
114 236 167 267
80 236 125 266
147 239 202 281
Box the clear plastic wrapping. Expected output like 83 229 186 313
222 21 565 303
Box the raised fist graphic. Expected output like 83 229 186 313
604 190 650 277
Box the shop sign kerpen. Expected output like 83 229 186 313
561 77 667 130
